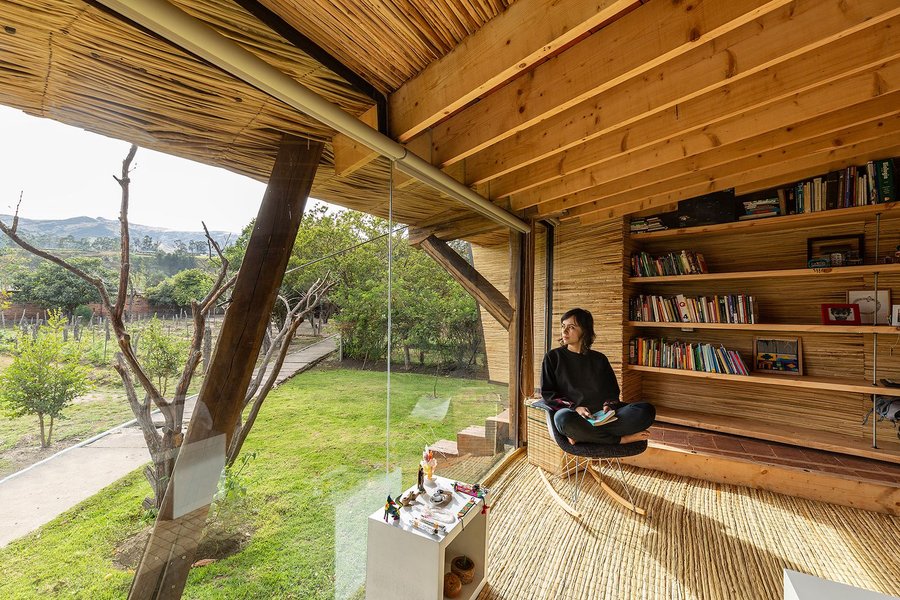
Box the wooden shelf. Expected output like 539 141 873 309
626 321 900 334
631 201 900 240
627 364 900 398
654 406 900 465
628 262 900 283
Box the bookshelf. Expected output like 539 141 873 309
626 200 900 463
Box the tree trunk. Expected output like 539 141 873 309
47 415 55 447
38 413 47 448
404 345 411 370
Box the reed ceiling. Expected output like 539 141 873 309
1 0 898 246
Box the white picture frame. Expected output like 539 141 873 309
893 304 900 327
847 290 892 325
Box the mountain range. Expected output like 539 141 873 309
0 215 235 251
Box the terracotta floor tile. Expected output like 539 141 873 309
739 441 778 457
713 436 746 453
769 446 809 461
661 430 690 445
688 433 717 450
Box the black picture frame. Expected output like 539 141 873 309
806 234 864 265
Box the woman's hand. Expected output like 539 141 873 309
575 406 592 419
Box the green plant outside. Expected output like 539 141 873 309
0 367 506 599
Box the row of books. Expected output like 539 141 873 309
629 216 667 233
629 293 758 324
779 159 895 215
629 337 750 375
631 250 708 277
739 196 780 221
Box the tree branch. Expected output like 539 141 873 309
114 144 138 322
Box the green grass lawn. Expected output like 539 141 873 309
0 366 506 599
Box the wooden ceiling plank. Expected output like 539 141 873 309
332 105 380 177
523 73 900 212
550 108 900 218
574 134 900 224
431 0 800 167
466 10 900 187
506 61 900 209
388 0 635 142
497 4 900 202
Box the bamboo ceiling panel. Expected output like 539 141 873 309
0 0 481 231
260 0 515 92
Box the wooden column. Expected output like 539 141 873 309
518 222 535 444
507 231 522 446
128 135 323 600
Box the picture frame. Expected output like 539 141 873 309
821 303 861 325
892 304 900 327
847 290 892 325
807 234 864 265
753 337 802 376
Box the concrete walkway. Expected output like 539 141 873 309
0 335 337 548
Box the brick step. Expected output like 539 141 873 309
485 409 511 443
456 425 497 457
486 409 510 424
428 439 459 457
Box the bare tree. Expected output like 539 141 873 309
226 277 334 466
0 146 236 509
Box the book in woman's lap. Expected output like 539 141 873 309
586 409 617 427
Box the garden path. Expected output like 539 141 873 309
0 335 337 548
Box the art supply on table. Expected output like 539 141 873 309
453 481 488 499
457 498 477 519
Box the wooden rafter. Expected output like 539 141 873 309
427 0 792 168
388 0 635 142
457 1 900 190
413 233 514 330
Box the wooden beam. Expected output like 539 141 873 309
566 114 900 218
510 68 900 213
128 136 323 599
533 89 900 217
517 223 536 444
430 0 792 167
415 234 513 330
508 231 523 446
461 3 900 186
624 444 900 516
576 138 900 223
332 106 379 177
388 0 635 142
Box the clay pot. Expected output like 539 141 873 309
443 572 462 598
451 555 476 585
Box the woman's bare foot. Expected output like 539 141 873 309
619 431 651 444
567 437 577 445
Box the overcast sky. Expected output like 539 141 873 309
0 104 286 234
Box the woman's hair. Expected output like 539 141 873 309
559 307 596 354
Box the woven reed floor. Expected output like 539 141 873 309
476 456 900 600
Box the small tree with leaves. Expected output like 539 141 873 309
142 317 187 396
0 311 92 447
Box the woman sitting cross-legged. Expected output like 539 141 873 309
541 307 655 445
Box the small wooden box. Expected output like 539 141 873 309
526 401 564 473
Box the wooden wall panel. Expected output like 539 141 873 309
472 226 546 387
550 217 627 378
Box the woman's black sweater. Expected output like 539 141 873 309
540 347 620 413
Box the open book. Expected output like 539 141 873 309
586 409 617 427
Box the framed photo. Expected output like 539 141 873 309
821 303 861 325
753 337 802 376
807 234 864 265
847 290 892 325
892 304 900 327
